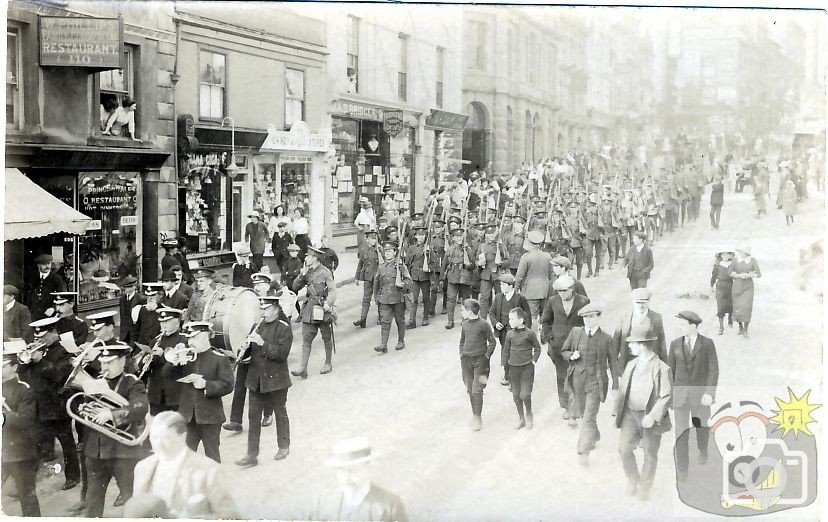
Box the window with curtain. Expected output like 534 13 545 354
285 68 305 129
199 51 225 120
346 16 359 94
98 46 134 134
6 26 21 129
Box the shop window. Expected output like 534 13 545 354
182 154 228 252
77 172 140 305
281 162 311 219
285 68 305 129
98 47 135 137
199 50 225 120
346 16 359 93
6 26 21 130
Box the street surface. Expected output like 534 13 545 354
4 187 823 520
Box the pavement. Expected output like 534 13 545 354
5 186 823 520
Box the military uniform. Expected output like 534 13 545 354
427 225 447 316
583 202 603 277
505 226 525 276
600 200 619 267
442 233 474 328
565 207 585 279
404 237 431 327
373 246 412 352
475 233 502 319
291 258 337 377
354 235 380 327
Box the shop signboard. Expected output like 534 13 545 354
425 109 469 131
331 100 384 121
39 16 124 68
383 110 404 137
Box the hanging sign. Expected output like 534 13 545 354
39 17 124 69
383 110 404 137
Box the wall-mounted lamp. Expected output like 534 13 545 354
221 116 238 178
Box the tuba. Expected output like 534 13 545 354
66 392 149 447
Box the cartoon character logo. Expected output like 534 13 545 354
676 388 819 516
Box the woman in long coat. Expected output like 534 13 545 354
729 245 761 338
710 250 734 334
782 177 798 226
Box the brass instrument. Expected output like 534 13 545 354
60 340 105 394
164 343 198 366
136 333 164 381
17 340 47 365
66 392 149 446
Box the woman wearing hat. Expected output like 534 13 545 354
729 245 761 338
781 175 798 226
710 250 734 334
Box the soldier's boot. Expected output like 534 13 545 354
320 345 333 374
445 297 456 329
374 323 391 354
290 346 311 379
421 313 430 326
406 301 417 329
441 290 448 314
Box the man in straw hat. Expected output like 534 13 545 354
308 436 408 521
614 326 672 501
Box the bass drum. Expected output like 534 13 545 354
202 285 261 356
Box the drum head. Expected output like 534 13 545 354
226 289 261 355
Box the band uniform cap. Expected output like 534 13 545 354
157 308 184 322
3 285 19 296
498 273 516 285
98 340 132 362
252 273 275 285
631 288 652 302
676 310 702 325
52 291 78 305
287 243 301 252
235 244 252 256
326 437 375 467
551 255 571 269
182 321 212 337
30 316 61 336
88 310 118 330
117 275 138 287
527 230 545 244
259 295 281 308
735 244 752 256
193 268 216 278
160 270 178 282
552 274 575 291
142 282 164 295
451 228 465 236
578 303 602 317
34 253 53 264
626 326 657 343
161 238 178 248
306 246 326 258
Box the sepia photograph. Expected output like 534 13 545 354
1 0 825 520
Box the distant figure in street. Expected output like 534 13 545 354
753 163 769 218
245 212 270 268
710 251 734 335
291 208 311 260
782 177 798 226
622 231 654 290
709 175 724 230
730 245 761 338
271 221 294 275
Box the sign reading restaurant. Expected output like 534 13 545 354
39 16 124 68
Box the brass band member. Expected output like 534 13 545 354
52 291 89 346
291 246 336 379
134 283 163 348
176 321 234 463
2 344 42 516
19 316 81 490
236 293 293 468
138 308 184 415
82 341 149 517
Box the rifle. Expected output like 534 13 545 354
422 197 438 273
395 219 408 288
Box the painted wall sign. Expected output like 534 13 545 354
425 109 469 131
39 16 124 68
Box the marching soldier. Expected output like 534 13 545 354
427 218 447 317
600 196 619 269
467 222 483 300
19 316 81 490
138 308 184 415
475 224 502 319
373 241 412 353
404 227 431 328
583 195 603 278
291 246 337 378
2 345 42 515
117 276 144 344
565 200 585 279
53 291 89 346
353 229 381 329
176 322 234 463
236 294 293 467
442 228 474 329
506 215 526 276
80 341 149 517
184 268 217 324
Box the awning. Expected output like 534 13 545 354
4 168 93 240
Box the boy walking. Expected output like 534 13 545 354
502 307 541 430
458 299 496 432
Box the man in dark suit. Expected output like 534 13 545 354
236 294 293 468
612 288 667 370
53 292 88 346
160 271 189 310
176 321 234 463
561 303 618 466
25 253 67 320
668 310 719 481
117 276 145 343
169 265 194 303
540 275 590 413
3 285 33 343
623 231 654 289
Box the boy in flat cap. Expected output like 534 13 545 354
25 253 67 320
3 285 33 343
668 310 718 481
53 292 89 346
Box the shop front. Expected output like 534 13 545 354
330 99 419 231
424 109 468 190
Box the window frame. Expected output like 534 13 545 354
284 67 305 130
6 24 23 131
398 33 408 102
94 45 135 137
435 46 445 108
347 15 360 94
198 48 227 121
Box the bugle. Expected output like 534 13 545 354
66 392 149 447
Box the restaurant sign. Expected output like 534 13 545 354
425 109 469 131
39 16 124 68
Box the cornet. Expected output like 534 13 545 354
164 343 198 366
17 340 47 365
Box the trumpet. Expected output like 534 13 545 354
164 343 198 366
17 340 47 365
66 392 149 446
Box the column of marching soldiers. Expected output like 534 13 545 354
2 151 722 516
